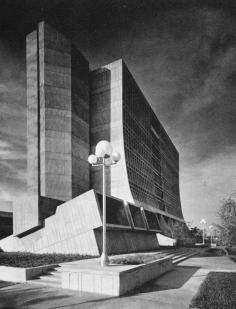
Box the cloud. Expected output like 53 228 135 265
180 148 236 226
0 40 26 201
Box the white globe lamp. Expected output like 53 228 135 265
95 140 113 158
88 154 97 165
112 152 121 163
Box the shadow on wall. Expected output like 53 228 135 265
90 67 111 195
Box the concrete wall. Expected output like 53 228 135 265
14 22 90 235
39 21 72 201
39 22 90 201
0 265 57 282
94 229 159 255
90 60 184 229
62 257 173 295
4 191 101 254
1 190 160 255
90 60 133 202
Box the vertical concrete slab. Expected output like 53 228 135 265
39 22 72 201
14 29 41 234
14 22 90 235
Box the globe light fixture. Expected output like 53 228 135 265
200 218 207 245
88 154 97 165
111 152 121 163
88 140 121 267
95 140 113 158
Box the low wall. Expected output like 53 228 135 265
0 264 57 282
61 257 173 295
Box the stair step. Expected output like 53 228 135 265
172 253 188 259
28 278 61 288
47 271 62 278
173 252 197 264
39 275 61 282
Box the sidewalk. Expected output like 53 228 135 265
0 255 235 309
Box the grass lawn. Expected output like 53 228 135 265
0 252 95 268
190 272 236 309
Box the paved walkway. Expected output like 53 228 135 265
0 255 235 309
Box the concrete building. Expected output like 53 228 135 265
0 22 184 253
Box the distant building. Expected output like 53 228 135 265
0 22 184 253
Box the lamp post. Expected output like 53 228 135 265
88 140 121 267
200 218 206 245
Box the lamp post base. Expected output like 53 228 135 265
101 252 109 267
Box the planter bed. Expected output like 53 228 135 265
0 252 95 283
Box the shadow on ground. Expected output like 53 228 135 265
0 266 200 308
0 281 16 289
0 283 114 309
127 266 200 294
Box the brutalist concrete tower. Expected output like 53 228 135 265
14 22 90 235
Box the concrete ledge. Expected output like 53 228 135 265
61 257 173 295
0 264 58 282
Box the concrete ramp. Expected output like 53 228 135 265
0 190 160 255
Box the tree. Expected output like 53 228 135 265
189 226 202 243
216 198 236 246
169 220 194 246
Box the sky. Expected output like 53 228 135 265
0 0 236 228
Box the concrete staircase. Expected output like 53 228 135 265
28 267 62 288
28 249 198 288
171 249 198 264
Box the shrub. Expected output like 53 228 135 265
226 246 236 256
0 252 94 268
110 251 171 265
197 248 226 257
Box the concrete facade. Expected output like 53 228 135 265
61 257 173 295
90 60 183 222
0 190 160 255
14 21 90 235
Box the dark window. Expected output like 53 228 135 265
129 204 146 228
96 193 129 226
144 210 160 230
